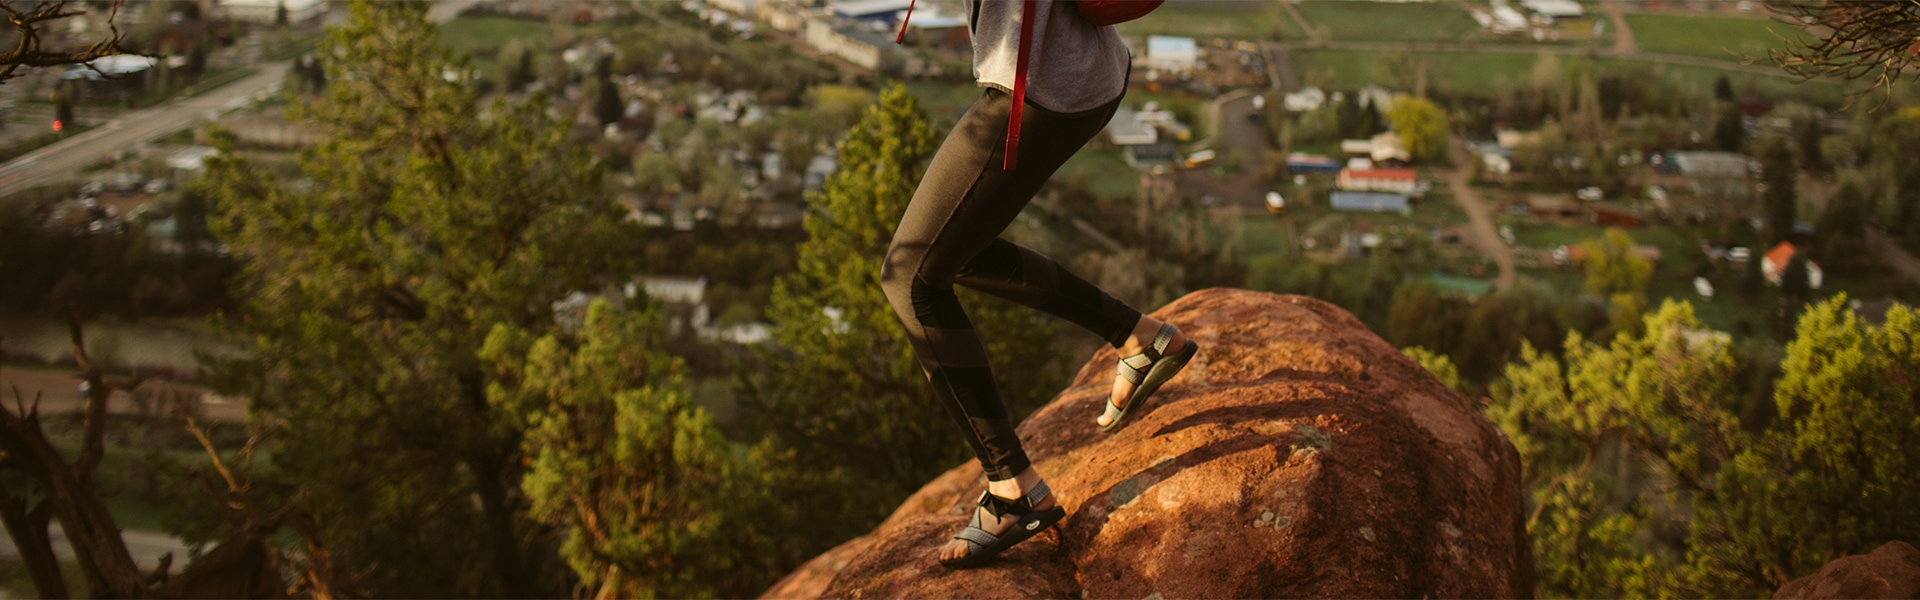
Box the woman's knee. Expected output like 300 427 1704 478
879 242 919 302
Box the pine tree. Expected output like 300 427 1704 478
742 84 1064 555
1815 179 1867 267
499 39 533 93
594 75 623 128
184 38 208 82
1713 103 1744 152
1713 74 1734 101
1761 136 1797 245
482 300 777 598
53 84 74 128
198 1 640 595
1797 116 1826 174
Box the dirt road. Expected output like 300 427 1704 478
1447 139 1516 290
1868 228 1920 286
1602 0 1639 54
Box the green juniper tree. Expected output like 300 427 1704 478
742 84 1065 557
1761 136 1798 245
482 300 778 598
1494 297 1920 598
199 1 644 595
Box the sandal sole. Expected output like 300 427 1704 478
937 505 1067 569
1101 340 1198 434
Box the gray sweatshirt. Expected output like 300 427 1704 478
966 0 1131 113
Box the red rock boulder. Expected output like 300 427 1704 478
1776 541 1920 599
761 288 1534 599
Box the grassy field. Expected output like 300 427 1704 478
1289 47 1845 105
439 15 551 78
1291 49 1542 93
1624 14 1813 63
1057 149 1140 200
1296 1 1484 44
902 81 982 124
1591 56 1846 107
1117 2 1306 41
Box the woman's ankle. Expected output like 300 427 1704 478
987 467 1041 498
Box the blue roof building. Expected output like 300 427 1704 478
1330 191 1409 213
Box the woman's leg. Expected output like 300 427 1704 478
881 88 1123 482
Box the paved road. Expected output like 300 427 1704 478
1261 41 1299 94
0 0 477 199
1446 139 1516 290
0 64 289 198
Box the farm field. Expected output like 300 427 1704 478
1624 13 1813 63
1296 1 1484 44
1117 2 1307 42
1290 48 1542 93
439 15 551 78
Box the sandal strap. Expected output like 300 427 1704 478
1151 322 1177 355
977 480 1055 519
954 525 999 550
1116 359 1148 385
1116 323 1180 383
1021 480 1052 509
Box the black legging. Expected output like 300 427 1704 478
880 87 1142 482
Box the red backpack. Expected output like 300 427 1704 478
895 0 1162 170
1071 1 1165 26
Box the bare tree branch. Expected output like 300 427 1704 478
1770 0 1920 110
0 0 141 86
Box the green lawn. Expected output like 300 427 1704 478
902 81 983 121
1057 149 1140 200
1590 57 1845 107
1122 89 1209 140
1290 47 1844 104
439 15 550 64
1291 49 1542 93
1296 1 1485 44
1624 14 1813 63
1117 2 1306 41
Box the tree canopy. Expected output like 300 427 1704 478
1388 95 1448 162
199 1 644 594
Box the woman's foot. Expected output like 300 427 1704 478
939 468 1059 564
1097 316 1192 428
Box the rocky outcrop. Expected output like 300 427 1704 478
1775 542 1920 599
761 288 1534 599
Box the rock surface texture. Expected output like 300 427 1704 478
761 289 1534 599
1775 541 1920 599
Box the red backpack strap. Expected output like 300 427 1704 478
1005 0 1035 171
894 0 916 44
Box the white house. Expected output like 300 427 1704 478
831 0 913 23
804 17 900 71
1146 36 1198 73
1284 86 1326 112
1341 132 1411 164
1520 0 1584 20
219 0 326 23
1106 105 1158 145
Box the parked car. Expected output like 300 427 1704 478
110 172 146 193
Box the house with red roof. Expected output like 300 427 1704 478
1761 241 1823 289
1336 168 1418 196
